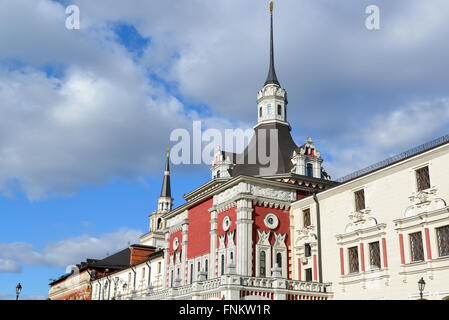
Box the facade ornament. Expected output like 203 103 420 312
257 230 271 246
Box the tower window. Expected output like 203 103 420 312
190 264 193 284
277 104 282 115
216 170 220 178
306 163 313 177
259 107 262 117
267 104 272 115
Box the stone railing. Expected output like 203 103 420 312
144 274 333 300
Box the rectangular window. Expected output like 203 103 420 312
348 246 359 273
305 244 312 257
369 241 381 270
158 262 161 273
437 225 449 257
409 232 424 262
305 268 313 282
354 189 365 212
416 166 430 191
303 209 311 227
267 104 272 115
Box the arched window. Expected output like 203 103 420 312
230 252 234 263
221 254 225 275
260 251 266 277
198 261 201 272
259 107 262 117
216 170 220 178
276 252 282 268
170 270 173 287
157 218 162 230
205 259 208 280
277 104 282 115
190 264 193 284
306 163 313 177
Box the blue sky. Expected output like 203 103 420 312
0 0 449 299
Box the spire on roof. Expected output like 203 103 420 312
264 1 280 87
160 148 171 197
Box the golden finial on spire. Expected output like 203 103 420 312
166 147 170 155
270 1 273 15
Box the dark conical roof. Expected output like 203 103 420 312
160 148 171 197
264 3 280 86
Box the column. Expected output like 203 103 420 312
209 207 218 279
163 232 170 289
235 198 254 276
181 220 188 284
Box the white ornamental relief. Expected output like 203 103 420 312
405 188 446 217
273 233 286 248
250 185 294 202
227 231 235 247
257 230 271 246
345 210 378 233
166 210 188 229
218 235 226 250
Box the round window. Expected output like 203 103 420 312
222 216 231 231
264 213 279 229
173 237 179 250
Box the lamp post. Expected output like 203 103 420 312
16 283 22 300
418 277 426 300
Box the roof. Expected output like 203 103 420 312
264 3 280 86
230 122 299 176
160 149 171 198
335 134 449 183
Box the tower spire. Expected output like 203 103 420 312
264 1 280 86
160 147 171 198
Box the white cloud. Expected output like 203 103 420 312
0 228 142 271
324 97 449 179
0 259 22 273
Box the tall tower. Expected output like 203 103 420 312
142 148 173 248
256 1 289 129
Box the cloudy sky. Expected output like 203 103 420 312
0 0 448 298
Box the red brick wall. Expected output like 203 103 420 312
251 205 291 278
186 198 213 259
130 247 155 265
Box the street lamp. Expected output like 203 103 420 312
418 277 426 300
16 283 22 300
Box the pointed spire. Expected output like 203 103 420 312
160 148 171 198
264 1 280 87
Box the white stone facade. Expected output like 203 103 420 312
290 141 449 300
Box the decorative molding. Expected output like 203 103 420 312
257 230 271 246
273 233 286 248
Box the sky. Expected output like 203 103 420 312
0 0 448 299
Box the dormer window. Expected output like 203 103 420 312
306 163 313 177
267 104 272 115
